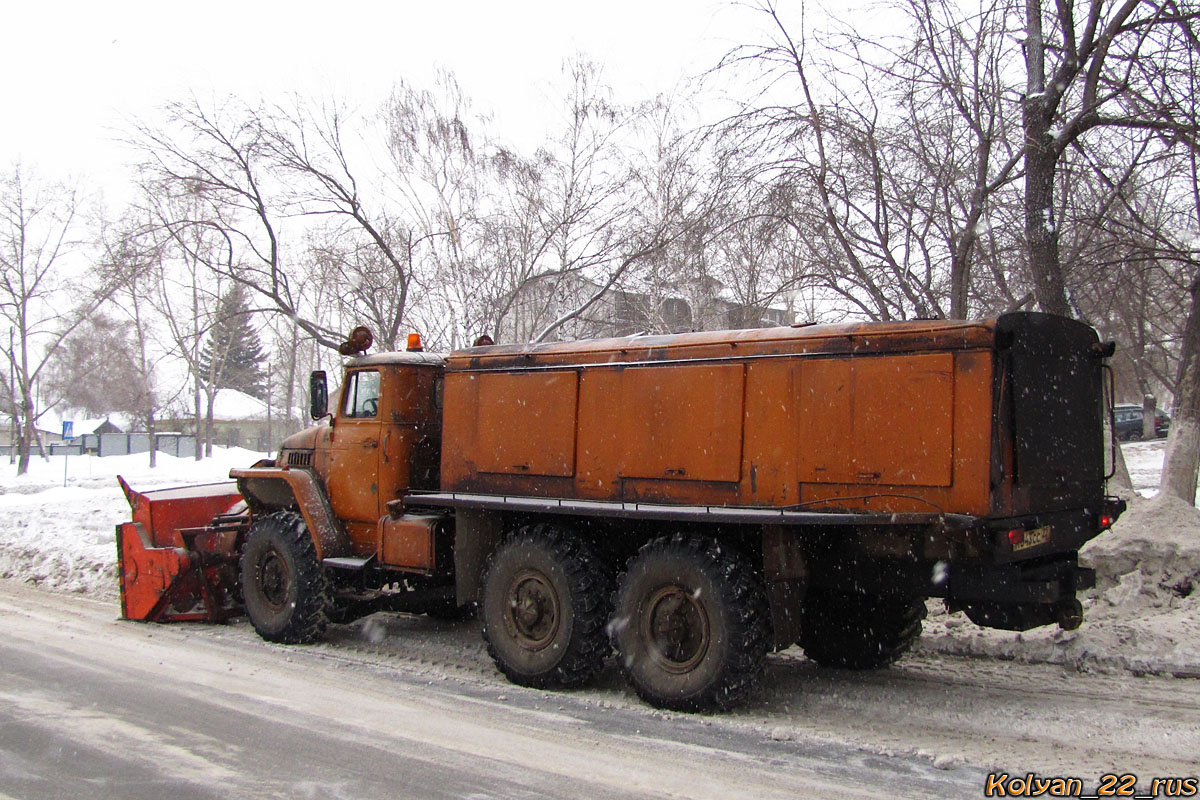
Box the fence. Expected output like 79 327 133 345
43 433 198 458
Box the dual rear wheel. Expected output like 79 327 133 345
480 528 773 711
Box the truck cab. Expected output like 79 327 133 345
278 352 445 558
232 347 453 632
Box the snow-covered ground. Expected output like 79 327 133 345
1 441 1196 679
0 448 266 598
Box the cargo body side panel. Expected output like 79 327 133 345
793 350 994 516
441 325 997 516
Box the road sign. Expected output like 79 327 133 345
62 421 74 440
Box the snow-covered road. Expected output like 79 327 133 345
2 578 1197 798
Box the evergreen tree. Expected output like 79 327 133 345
197 285 268 400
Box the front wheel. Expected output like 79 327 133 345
240 510 330 644
480 524 613 688
611 534 770 712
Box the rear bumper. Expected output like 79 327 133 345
982 497 1124 564
946 557 1093 604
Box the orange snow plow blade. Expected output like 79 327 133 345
115 476 248 623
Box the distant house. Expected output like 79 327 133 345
76 418 123 436
160 389 295 453
67 418 124 454
0 421 66 455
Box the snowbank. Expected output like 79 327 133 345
0 448 266 599
921 442 1200 676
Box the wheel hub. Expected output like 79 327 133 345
505 570 560 650
259 548 290 611
644 586 709 673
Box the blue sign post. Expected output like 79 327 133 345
62 421 74 487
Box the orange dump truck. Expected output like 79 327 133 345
117 312 1123 710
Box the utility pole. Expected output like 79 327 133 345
266 363 273 454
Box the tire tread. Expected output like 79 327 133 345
241 510 330 644
613 533 770 712
481 523 613 689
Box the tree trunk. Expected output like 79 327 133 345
205 391 216 458
284 324 298 438
949 249 969 320
193 379 203 461
1159 281 1200 503
1023 138 1070 317
1142 396 1157 441
16 404 31 476
147 413 157 469
1021 0 1070 318
265 364 272 454
16 385 35 475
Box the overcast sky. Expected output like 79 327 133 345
2 0 774 194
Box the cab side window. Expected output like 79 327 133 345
342 370 381 418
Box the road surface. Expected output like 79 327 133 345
0 580 1196 799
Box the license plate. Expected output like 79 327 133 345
1013 525 1051 551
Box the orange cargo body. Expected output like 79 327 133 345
440 319 998 518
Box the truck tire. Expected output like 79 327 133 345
480 524 613 688
241 510 330 644
799 589 924 670
611 534 770 712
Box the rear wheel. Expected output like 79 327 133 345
611 534 770 712
481 524 613 688
799 589 924 670
241 510 330 644
1127 430 1143 442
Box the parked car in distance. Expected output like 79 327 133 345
1114 404 1170 441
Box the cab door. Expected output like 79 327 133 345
324 365 440 557
326 368 386 553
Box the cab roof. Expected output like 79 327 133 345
344 351 446 368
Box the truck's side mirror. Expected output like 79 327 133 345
310 370 328 420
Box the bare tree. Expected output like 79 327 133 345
131 96 345 352
1153 25 1200 502
0 165 113 474
488 62 694 344
133 189 233 459
262 95 434 351
1018 0 1200 314
717 2 1025 321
